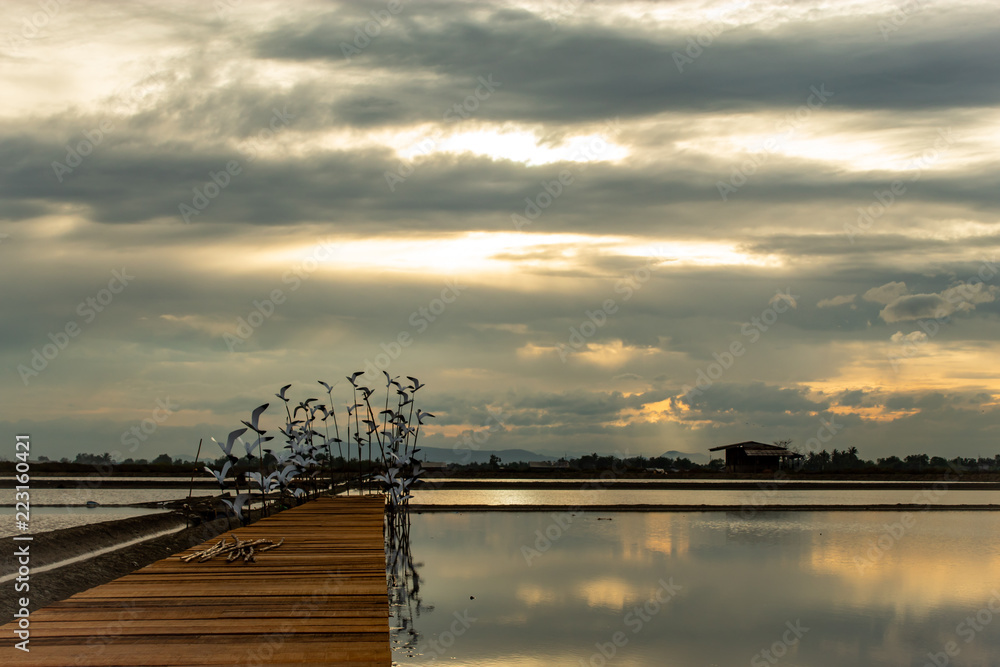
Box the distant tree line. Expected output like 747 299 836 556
439 447 1000 475
7 447 1000 476
7 451 373 476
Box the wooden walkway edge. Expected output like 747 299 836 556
6 496 390 666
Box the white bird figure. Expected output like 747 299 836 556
243 437 258 460
416 410 435 425
273 449 294 466
318 379 336 393
278 465 299 486
242 402 269 434
204 460 232 488
276 384 292 402
220 494 250 523
247 471 264 488
214 428 248 460
347 371 364 387
293 488 307 498
263 471 282 492
407 376 425 392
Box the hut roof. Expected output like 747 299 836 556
709 441 801 457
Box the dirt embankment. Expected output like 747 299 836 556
1 513 234 615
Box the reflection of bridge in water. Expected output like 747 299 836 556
385 509 425 661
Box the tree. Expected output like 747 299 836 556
489 454 501 470
151 453 174 466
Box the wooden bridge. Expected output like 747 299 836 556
6 495 390 666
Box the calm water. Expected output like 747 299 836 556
0 506 171 537
3 487 206 506
389 511 1000 666
410 487 1000 507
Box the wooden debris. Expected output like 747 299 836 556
180 535 284 563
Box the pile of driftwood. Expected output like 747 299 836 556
181 535 284 564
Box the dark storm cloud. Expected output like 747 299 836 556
256 4 1000 124
681 382 828 416
4 0 1000 461
6 121 1000 233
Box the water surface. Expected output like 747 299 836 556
390 511 1000 666
410 487 1000 507
0 506 171 537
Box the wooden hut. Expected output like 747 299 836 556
708 441 801 473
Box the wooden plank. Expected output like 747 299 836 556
2 496 391 665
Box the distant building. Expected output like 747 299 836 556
708 441 801 473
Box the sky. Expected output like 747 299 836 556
2 0 999 464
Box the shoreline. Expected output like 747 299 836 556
410 503 1000 512
8 478 1000 490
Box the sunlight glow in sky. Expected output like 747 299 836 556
2 0 999 461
